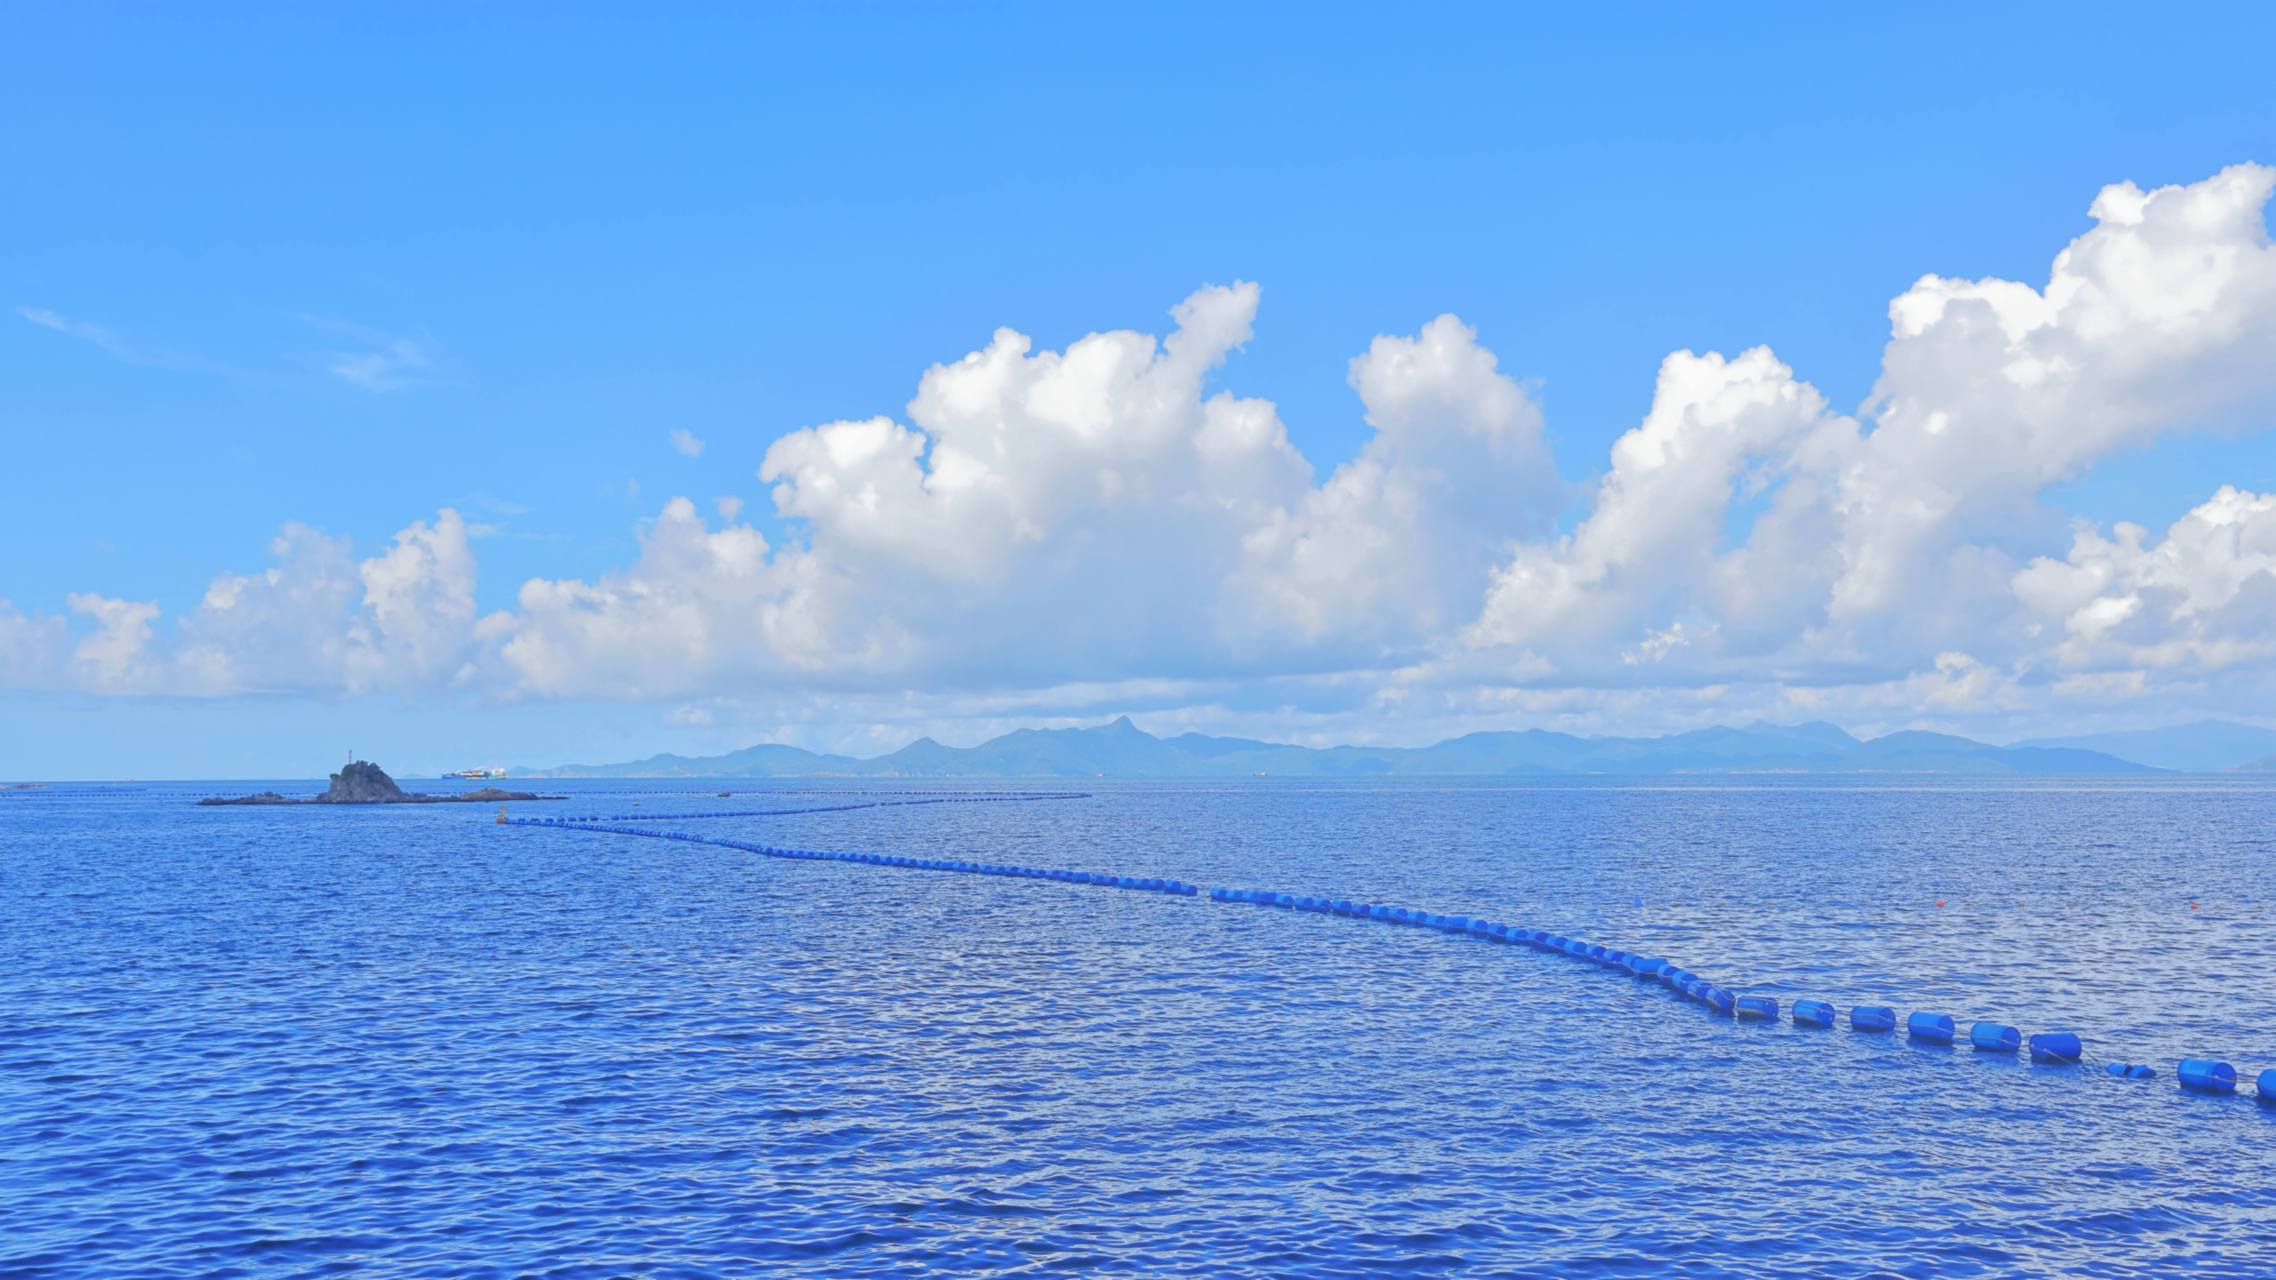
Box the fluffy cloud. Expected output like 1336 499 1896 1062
1463 162 2276 697
11 511 484 696
501 497 801 698
0 600 69 690
20 163 2276 743
498 282 1329 696
1469 345 1844 664
1833 162 2276 618
2014 486 2276 673
761 282 1306 583
66 593 161 691
1235 314 1558 647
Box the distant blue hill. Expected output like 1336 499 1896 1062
516 716 2159 779
2011 720 2276 773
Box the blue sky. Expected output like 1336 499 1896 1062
5 4 2276 778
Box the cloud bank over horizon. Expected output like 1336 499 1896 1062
9 164 2276 750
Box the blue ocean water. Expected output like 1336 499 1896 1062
5 777 2276 1278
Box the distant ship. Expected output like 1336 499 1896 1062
445 767 508 780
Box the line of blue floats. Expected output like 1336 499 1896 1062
1206 885 2275 1102
512 820 2276 1106
508 818 1199 898
544 792 1089 825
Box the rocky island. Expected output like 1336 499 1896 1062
199 761 559 806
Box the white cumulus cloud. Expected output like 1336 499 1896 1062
2014 486 2276 673
21 163 2276 745
1234 314 1558 648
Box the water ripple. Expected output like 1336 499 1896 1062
5 778 2276 1276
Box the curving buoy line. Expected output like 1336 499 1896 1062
510 815 1198 899
550 791 1091 824
506 808 2275 1109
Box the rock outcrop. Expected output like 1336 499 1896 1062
202 791 296 805
318 761 410 803
199 761 557 806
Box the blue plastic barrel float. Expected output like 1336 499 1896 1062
2177 1059 2238 1094
1735 995 1779 1023
1792 1000 1836 1029
1969 1022 2022 1053
2028 1033 2083 1065
1907 1012 1956 1045
1851 1005 1897 1033
2258 1070 2276 1103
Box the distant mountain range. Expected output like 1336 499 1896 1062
2011 720 2276 773
509 715 2251 779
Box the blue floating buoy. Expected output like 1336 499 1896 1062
1735 995 1779 1022
1907 1013 1956 1045
2256 1069 2276 1102
2028 1032 2083 1064
2178 1059 2238 1094
1625 956 1669 979
1704 987 1736 1014
1970 1022 2022 1053
1793 1000 1836 1028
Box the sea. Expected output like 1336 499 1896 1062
5 777 2275 1278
